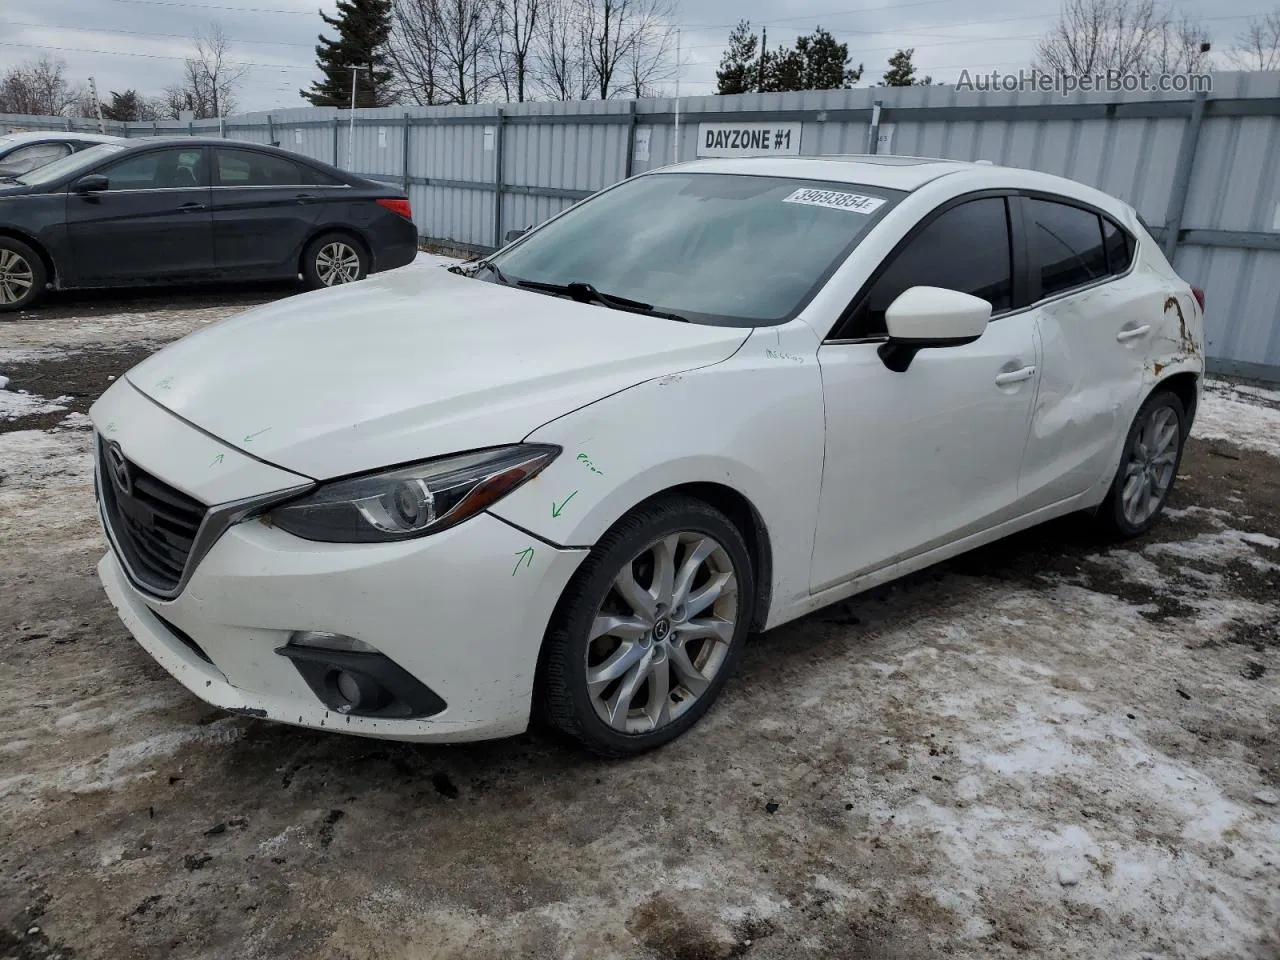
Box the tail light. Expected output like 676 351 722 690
1191 285 1205 311
376 197 413 220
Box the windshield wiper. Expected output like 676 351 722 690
515 279 688 322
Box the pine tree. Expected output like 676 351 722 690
795 27 862 89
302 0 396 108
716 20 761 94
881 48 932 86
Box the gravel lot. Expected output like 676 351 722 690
2 259 1278 960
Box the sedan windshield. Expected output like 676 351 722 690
487 172 903 326
14 142 126 186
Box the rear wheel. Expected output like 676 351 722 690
1097 390 1187 538
539 496 755 757
302 233 368 290
0 237 46 312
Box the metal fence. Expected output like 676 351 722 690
4 69 1280 380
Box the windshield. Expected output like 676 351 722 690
14 142 126 186
487 172 903 326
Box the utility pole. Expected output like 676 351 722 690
346 64 367 171
758 27 766 91
87 76 105 133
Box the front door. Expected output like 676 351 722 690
65 146 213 285
810 195 1041 590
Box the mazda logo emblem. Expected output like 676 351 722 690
106 441 132 496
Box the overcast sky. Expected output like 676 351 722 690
0 0 1264 113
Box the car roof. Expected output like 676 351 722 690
658 155 976 192
0 130 124 144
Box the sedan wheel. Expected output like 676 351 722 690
302 233 369 290
316 241 362 286
1100 390 1187 538
540 496 754 756
0 239 47 312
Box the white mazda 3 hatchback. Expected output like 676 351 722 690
91 155 1205 756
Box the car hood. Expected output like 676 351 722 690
125 263 750 480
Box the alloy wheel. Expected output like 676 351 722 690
315 242 362 286
0 248 34 305
1120 404 1181 527
585 532 739 735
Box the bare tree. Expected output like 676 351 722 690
163 23 248 119
389 0 443 103
1229 9 1280 70
0 56 87 116
1034 0 1172 74
621 2 674 97
534 0 584 99
494 0 541 101
1148 13 1212 72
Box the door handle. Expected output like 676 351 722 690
1116 324 1151 343
995 365 1037 386
179 201 206 212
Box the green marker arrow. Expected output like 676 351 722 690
512 547 535 575
551 490 577 518
209 454 224 468
244 427 271 443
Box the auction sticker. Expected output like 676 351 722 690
783 188 886 214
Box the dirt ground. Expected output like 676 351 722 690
1 267 1278 960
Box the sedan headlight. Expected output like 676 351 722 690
264 444 560 543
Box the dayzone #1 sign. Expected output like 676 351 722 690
697 121 802 158
782 188 887 214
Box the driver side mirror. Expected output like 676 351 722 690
878 285 991 373
71 174 108 194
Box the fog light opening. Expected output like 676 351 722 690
289 631 379 654
328 668 393 714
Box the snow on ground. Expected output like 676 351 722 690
1 282 1278 958
1192 378 1280 459
0 388 71 421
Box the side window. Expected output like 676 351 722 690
214 148 308 187
1026 198 1107 298
3 141 72 174
98 148 206 189
1102 217 1132 275
840 197 1013 338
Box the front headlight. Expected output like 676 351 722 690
263 444 560 543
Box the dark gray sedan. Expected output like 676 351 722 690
0 137 419 311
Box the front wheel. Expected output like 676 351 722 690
0 237 46 312
539 496 755 757
1098 390 1187 538
302 233 368 290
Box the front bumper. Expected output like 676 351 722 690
98 502 589 743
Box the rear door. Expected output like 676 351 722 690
65 146 214 285
210 147 325 278
1014 195 1149 510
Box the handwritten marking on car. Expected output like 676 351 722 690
765 349 804 363
105 422 118 433
576 453 603 475
552 491 578 518
156 377 174 391
243 427 271 443
512 546 535 575
209 454 224 468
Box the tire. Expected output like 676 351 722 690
1097 390 1187 539
539 495 755 758
0 237 47 312
302 233 369 290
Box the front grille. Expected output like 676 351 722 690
97 435 207 595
